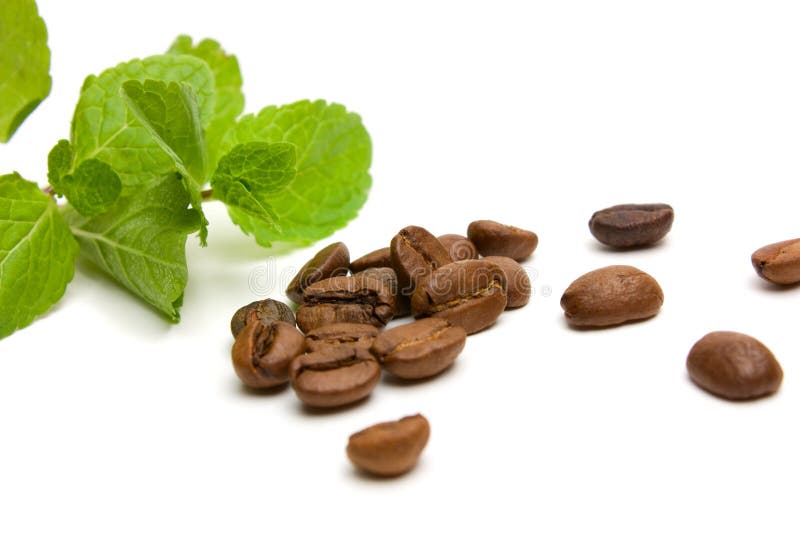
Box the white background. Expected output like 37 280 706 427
1 1 799 532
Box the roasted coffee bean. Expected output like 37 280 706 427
390 226 452 296
438 234 479 261
286 242 350 303
411 259 507 335
352 267 410 317
751 238 800 285
686 331 783 400
232 321 305 388
467 220 538 261
230 299 295 338
305 323 380 353
350 247 392 273
371 318 466 379
296 276 394 333
589 203 674 248
482 256 531 309
346 414 430 477
289 346 381 408
560 265 663 327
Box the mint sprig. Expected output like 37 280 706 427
0 34 372 339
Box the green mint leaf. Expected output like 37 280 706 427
0 172 77 339
64 173 201 321
167 36 244 169
60 159 122 217
47 139 73 192
211 142 297 237
121 80 207 184
0 0 52 142
219 100 372 245
121 79 209 244
71 54 215 192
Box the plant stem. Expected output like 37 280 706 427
42 185 55 197
201 188 214 201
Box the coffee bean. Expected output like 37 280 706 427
289 346 381 408
390 226 452 296
352 266 410 317
686 331 783 400
482 256 531 309
286 242 350 303
346 414 430 476
751 238 800 285
589 203 674 248
296 276 394 333
371 318 466 379
467 220 538 261
411 259 507 335
232 321 305 388
230 299 295 338
350 247 392 273
560 265 663 327
438 234 479 261
305 323 380 353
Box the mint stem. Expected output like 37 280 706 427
42 185 55 197
201 188 214 201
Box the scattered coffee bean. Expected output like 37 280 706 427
289 346 381 408
589 203 674 248
232 321 305 389
438 234 479 261
482 256 531 309
686 331 783 400
371 318 466 379
412 259 507 334
286 242 350 304
305 323 380 353
560 265 663 327
346 414 430 476
751 238 800 285
390 226 453 296
230 299 296 338
352 266 410 317
350 247 392 273
296 276 394 333
467 220 538 261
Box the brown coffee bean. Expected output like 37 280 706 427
411 259 507 335
230 299 295 338
438 234 479 261
286 242 350 303
305 323 380 353
352 267 410 317
482 256 531 309
467 220 538 261
751 238 800 285
346 414 430 476
289 346 381 408
589 203 674 248
390 226 453 296
686 331 783 400
350 247 392 273
296 276 394 333
232 321 305 389
560 265 663 327
371 318 466 379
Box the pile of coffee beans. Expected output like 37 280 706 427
228 204 791 477
229 220 536 475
